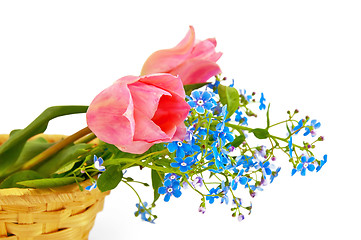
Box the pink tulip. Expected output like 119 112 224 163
141 26 222 85
86 74 190 154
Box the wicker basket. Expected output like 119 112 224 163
0 134 110 240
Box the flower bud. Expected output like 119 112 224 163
238 214 245 222
198 206 206 214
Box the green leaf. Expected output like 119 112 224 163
251 128 270 139
103 157 137 166
0 137 54 177
97 165 123 192
35 143 91 176
53 159 79 175
0 170 43 189
184 83 209 96
0 105 88 177
286 123 292 136
231 133 246 148
17 177 83 188
217 84 240 118
151 169 164 204
15 138 54 167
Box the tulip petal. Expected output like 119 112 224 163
152 94 190 135
141 26 195 75
139 74 186 99
190 38 222 62
170 59 221 85
116 140 154 154
133 107 171 142
86 82 135 146
115 75 140 85
128 81 171 119
170 123 187 141
129 80 183 143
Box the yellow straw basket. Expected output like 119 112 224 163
0 135 109 240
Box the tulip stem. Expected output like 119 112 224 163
21 127 92 170
74 132 97 144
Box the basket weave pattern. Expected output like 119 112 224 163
0 183 109 240
0 135 109 240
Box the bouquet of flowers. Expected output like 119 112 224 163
0 26 327 223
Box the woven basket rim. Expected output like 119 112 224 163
0 179 93 196
0 179 109 206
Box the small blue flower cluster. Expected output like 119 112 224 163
288 117 327 176
158 173 182 202
154 77 327 222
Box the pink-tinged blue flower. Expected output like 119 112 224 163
188 90 217 114
192 176 203 188
259 93 266 110
288 137 293 157
220 181 230 204
198 206 206 214
255 145 267 160
206 187 220 204
93 155 105 172
170 156 195 172
231 169 249 190
249 184 264 197
238 214 245 222
167 141 192 158
304 119 321 137
184 127 194 143
158 179 182 202
270 167 281 183
134 202 154 223
235 109 248 125
295 156 316 176
316 154 327 172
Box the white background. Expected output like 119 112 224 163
0 1 360 239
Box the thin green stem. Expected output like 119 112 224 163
183 176 205 198
225 123 253 133
268 119 298 128
123 180 154 218
22 127 92 170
